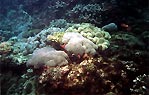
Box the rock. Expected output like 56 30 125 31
102 23 118 32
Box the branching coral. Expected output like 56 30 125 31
111 33 144 49
66 4 103 24
130 74 149 95
6 76 36 95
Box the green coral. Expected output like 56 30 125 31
65 23 111 50
47 23 111 50
47 32 65 43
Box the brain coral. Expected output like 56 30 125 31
27 47 69 68
65 23 111 50
62 32 98 56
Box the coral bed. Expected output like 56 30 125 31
1 0 149 94
1 23 149 95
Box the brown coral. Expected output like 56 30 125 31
36 56 128 95
0 42 12 54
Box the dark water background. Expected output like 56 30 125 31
0 0 148 40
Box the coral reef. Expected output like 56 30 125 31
0 8 32 40
32 57 129 95
66 4 102 24
47 23 111 50
17 27 64 55
0 41 12 54
130 74 149 95
1 0 148 41
0 27 65 65
6 74 37 95
47 31 65 43
110 33 145 54
62 32 98 57
65 23 111 50
1 20 148 95
0 0 149 94
49 19 70 28
27 47 69 68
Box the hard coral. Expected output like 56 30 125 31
0 41 12 54
47 23 111 51
27 47 69 68
62 32 98 56
65 23 111 50
47 32 65 43
36 56 128 95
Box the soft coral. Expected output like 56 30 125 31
27 47 69 68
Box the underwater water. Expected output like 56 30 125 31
0 0 149 95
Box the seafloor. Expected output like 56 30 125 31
0 0 149 95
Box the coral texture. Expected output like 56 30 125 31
65 23 111 50
0 42 12 54
27 47 69 68
62 32 98 56
47 23 111 51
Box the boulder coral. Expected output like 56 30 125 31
65 23 111 50
27 47 69 68
47 23 111 51
62 32 98 56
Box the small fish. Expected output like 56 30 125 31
121 23 129 28
60 44 66 48
121 23 131 31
